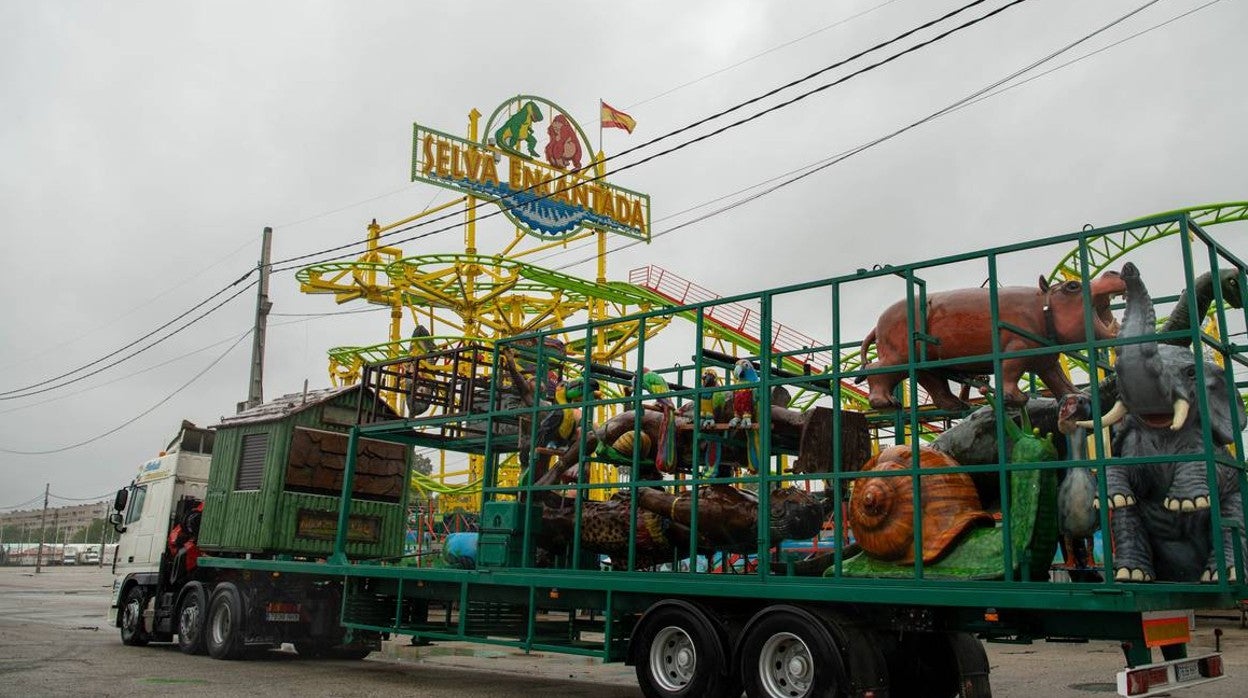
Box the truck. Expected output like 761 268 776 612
110 212 1247 697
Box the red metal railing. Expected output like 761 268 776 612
628 265 842 374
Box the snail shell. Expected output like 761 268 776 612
849 445 993 564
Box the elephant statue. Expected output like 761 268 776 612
1079 262 1246 582
858 271 1126 411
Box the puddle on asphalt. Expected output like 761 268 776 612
1068 682 1117 693
139 678 210 685
387 646 509 660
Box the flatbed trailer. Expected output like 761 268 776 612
121 212 1248 697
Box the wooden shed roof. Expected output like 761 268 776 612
214 385 396 429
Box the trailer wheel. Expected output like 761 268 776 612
119 585 151 647
740 608 846 698
949 632 991 698
206 583 246 660
176 583 208 655
633 603 737 698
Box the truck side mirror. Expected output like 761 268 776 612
113 488 128 512
108 512 126 533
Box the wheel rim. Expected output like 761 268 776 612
758 631 815 698
211 600 232 647
122 598 141 635
648 625 697 693
180 598 200 642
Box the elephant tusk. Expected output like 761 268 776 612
1171 398 1190 431
1083 400 1128 429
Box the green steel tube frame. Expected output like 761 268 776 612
200 212 1248 663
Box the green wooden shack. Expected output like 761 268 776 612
198 385 411 559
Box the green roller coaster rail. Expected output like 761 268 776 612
1047 202 1248 283
328 336 491 366
616 283 875 414
836 203 1248 404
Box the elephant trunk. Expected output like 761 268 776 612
1114 263 1188 427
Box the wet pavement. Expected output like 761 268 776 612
1 566 1246 696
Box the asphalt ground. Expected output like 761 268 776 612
1 566 1245 697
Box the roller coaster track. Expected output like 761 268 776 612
628 203 1248 416
626 265 873 409
1047 202 1248 283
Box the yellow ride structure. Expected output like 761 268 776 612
297 102 670 511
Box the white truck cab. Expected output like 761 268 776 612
108 425 212 623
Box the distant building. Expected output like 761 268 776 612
0 501 108 541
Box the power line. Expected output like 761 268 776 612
0 308 384 417
0 270 256 398
1 1 1014 399
271 307 388 318
0 329 253 455
624 0 904 111
0 494 46 511
550 0 1169 273
0 326 253 416
6 234 260 372
0 279 258 402
266 0 1006 271
48 492 113 503
949 0 1227 113
0 0 1090 407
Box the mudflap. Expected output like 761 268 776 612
951 632 992 698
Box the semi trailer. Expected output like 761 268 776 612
109 213 1248 697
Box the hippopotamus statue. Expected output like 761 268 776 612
859 271 1126 411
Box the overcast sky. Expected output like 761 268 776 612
2 0 1245 511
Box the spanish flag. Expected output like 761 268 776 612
600 100 636 134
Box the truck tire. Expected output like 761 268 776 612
206 583 247 660
739 607 846 698
632 603 737 698
950 632 991 698
119 585 151 647
885 630 991 697
176 582 208 655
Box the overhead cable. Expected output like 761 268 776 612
267 0 1009 271
0 280 257 402
0 329 253 455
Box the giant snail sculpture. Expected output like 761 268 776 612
843 391 1065 579
848 445 994 564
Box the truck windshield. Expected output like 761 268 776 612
124 485 147 525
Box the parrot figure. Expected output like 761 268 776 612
728 359 759 428
729 359 763 472
640 368 672 410
536 378 600 450
699 369 724 429
697 369 727 477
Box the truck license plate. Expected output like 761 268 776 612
265 602 301 622
1174 660 1200 683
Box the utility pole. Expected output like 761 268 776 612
35 484 48 574
239 226 273 413
98 502 107 567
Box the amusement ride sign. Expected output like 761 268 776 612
411 95 650 242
